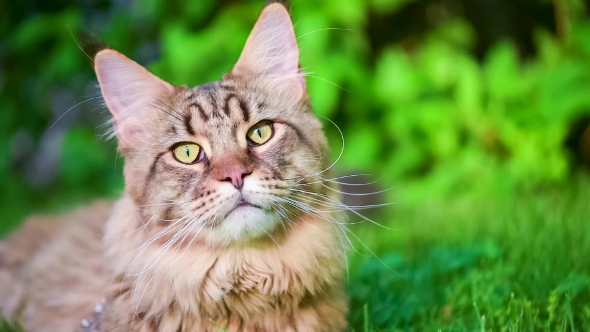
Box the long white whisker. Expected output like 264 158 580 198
276 197 350 226
291 173 374 186
334 224 350 284
121 214 190 284
295 116 344 183
289 191 391 212
320 183 393 197
343 227 404 278
47 96 102 132
289 188 392 229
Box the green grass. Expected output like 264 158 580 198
347 175 590 331
0 320 22 332
2 176 589 332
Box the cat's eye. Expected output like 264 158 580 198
172 143 203 164
247 121 274 145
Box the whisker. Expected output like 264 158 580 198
121 214 190 284
104 213 154 300
335 225 350 284
342 226 404 278
273 203 304 230
275 197 350 226
137 200 192 208
294 116 344 183
47 96 102 133
291 173 374 186
130 210 215 323
320 183 393 197
289 191 391 212
289 188 393 229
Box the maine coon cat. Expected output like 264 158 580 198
0 3 348 331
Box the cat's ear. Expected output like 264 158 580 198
94 49 173 148
232 4 304 99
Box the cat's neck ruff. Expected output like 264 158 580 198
102 195 345 326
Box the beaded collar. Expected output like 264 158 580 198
78 299 105 332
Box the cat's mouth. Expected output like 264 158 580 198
236 199 259 208
224 198 262 218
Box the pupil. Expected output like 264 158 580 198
184 146 190 157
256 128 262 138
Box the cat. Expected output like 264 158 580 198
0 2 349 331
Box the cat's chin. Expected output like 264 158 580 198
209 206 280 244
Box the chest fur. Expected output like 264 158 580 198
116 245 337 316
102 244 344 332
102 199 345 330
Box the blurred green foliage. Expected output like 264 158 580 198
2 0 589 225
1 0 590 330
374 23 590 202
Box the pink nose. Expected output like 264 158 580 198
219 166 251 189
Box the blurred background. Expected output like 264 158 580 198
1 0 590 330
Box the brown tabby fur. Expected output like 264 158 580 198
0 3 348 331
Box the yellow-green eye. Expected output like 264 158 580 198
172 143 202 164
247 122 274 145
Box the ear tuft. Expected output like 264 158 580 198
77 30 109 60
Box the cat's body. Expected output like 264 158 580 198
1 202 109 331
0 3 349 331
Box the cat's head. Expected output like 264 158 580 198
94 3 334 244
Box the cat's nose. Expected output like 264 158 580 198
219 166 252 189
